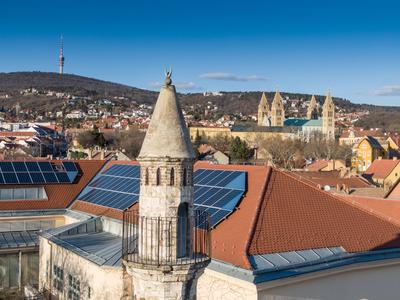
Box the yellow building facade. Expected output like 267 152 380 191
352 136 386 173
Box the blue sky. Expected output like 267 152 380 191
1 0 400 106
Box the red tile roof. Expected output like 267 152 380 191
304 160 329 172
68 160 400 270
0 160 104 211
340 128 385 139
0 132 35 137
364 159 400 179
70 200 126 220
387 177 400 200
247 169 400 258
290 170 371 189
339 195 400 226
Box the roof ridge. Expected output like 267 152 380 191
280 169 400 228
385 176 400 198
244 166 272 267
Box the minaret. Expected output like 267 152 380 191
307 95 319 120
322 92 335 139
124 71 209 300
59 35 65 75
258 92 270 126
270 90 285 127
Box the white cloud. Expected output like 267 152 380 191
199 72 267 81
374 84 400 96
149 81 197 90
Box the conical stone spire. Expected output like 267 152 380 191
138 72 195 160
271 90 285 126
258 92 270 126
272 90 283 105
259 92 269 108
307 95 318 119
322 91 335 139
323 91 334 107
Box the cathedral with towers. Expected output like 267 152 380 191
257 91 336 140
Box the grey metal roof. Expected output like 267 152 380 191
0 230 38 249
248 247 346 271
40 217 122 267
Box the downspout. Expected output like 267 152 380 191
48 240 53 296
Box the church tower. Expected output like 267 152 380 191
307 95 319 120
322 92 335 139
270 90 285 127
258 92 270 126
123 71 209 300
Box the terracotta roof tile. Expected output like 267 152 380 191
291 170 371 189
339 195 400 226
247 169 400 257
364 159 400 179
304 160 328 172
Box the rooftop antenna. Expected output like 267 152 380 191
59 35 65 75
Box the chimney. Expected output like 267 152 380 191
393 157 398 161
100 148 105 160
88 149 92 160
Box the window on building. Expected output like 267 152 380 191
156 168 161 186
67 274 81 300
53 265 64 292
170 168 175 186
145 168 149 185
182 168 187 186
0 187 47 201
66 274 81 300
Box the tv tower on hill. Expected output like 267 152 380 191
59 35 65 74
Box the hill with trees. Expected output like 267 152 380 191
0 71 399 127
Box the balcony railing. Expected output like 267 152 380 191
122 209 211 266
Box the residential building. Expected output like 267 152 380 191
364 158 400 189
352 136 387 173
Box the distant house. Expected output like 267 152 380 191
352 136 387 173
340 127 387 146
305 159 346 172
364 158 400 189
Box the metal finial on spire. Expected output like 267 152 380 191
164 67 172 86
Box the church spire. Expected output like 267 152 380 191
138 71 195 160
322 91 335 139
307 95 318 120
258 92 270 126
270 90 285 127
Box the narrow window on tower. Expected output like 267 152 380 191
182 168 187 186
156 168 161 186
170 168 175 186
145 168 149 185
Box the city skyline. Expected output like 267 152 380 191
1 0 400 106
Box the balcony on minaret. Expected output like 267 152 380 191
122 209 210 268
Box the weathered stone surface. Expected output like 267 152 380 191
138 84 195 160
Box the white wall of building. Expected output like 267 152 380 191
258 260 400 300
39 237 123 300
197 259 400 300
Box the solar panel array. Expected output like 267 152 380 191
0 161 79 184
77 165 247 227
77 164 140 210
193 169 246 227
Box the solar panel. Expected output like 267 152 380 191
0 161 79 185
77 164 141 211
77 165 247 227
192 169 246 227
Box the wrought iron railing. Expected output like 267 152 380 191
122 209 210 266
